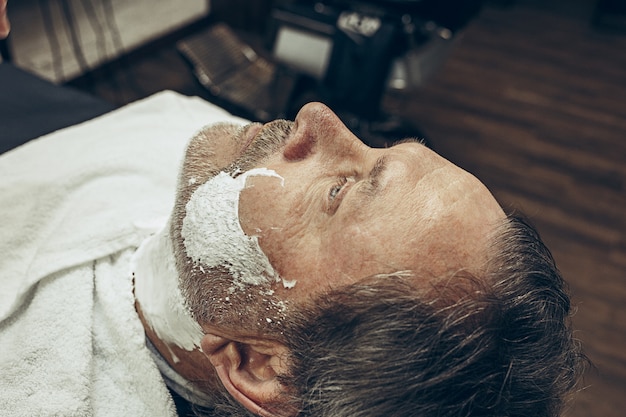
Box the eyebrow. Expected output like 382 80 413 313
358 155 389 198
370 155 388 189
357 139 423 198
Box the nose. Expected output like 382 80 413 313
283 102 366 161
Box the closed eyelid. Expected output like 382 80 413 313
325 176 355 214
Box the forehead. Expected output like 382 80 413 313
338 142 492 220
286 143 504 295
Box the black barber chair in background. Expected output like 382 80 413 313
179 0 482 146
266 0 482 146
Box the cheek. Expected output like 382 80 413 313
324 224 373 276
237 179 313 279
238 177 286 234
324 221 417 279
257 215 321 285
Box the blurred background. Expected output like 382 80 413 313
2 0 625 416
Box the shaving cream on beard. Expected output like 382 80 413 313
132 222 205 358
181 168 290 290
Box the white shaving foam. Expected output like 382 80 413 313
182 168 286 289
132 223 205 357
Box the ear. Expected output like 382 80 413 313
201 332 295 417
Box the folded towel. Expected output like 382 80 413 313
0 91 247 416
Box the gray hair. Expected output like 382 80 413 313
191 215 586 417
279 215 587 417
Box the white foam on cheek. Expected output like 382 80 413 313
182 168 291 289
132 224 205 355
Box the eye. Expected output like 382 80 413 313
329 177 348 201
325 175 358 214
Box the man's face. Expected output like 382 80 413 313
176 102 504 315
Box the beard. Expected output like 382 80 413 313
171 119 295 337
224 120 294 176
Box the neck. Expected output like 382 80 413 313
136 299 219 400
132 223 217 394
132 222 204 354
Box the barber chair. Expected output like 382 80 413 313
179 0 482 146
267 0 482 146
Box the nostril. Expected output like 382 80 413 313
284 102 340 161
283 128 316 161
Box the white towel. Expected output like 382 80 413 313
0 91 247 416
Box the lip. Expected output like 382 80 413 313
239 123 263 155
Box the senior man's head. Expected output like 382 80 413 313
169 103 584 417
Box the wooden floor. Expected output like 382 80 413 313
70 1 626 416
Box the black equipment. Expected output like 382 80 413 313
179 0 482 145
268 0 481 120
